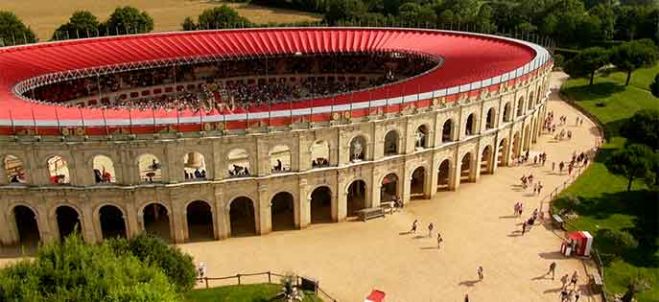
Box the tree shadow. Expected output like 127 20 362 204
561 82 626 101
538 251 565 260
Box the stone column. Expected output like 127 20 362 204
336 190 347 222
298 178 309 228
257 183 270 235
449 153 460 191
124 199 141 238
0 205 17 245
213 188 228 239
170 199 186 244
80 203 96 243
428 157 440 199
370 172 382 209
0 160 7 185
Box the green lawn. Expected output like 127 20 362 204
184 283 323 302
558 65 659 301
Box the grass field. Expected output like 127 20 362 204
558 65 659 301
184 283 322 302
5 0 322 41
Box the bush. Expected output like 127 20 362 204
595 228 638 260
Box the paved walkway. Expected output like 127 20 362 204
180 72 603 301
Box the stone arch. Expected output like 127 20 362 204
11 204 40 246
498 138 509 166
311 140 330 168
55 205 81 240
186 200 214 241
346 179 367 217
92 155 116 184
516 96 524 117
229 196 257 236
47 155 70 185
349 135 367 162
460 152 474 183
410 166 427 199
464 113 477 136
512 131 521 159
485 107 496 129
98 204 127 239
415 124 430 148
310 186 332 223
528 91 535 110
227 148 250 177
183 151 207 181
271 191 295 231
380 173 399 203
437 159 451 191
480 145 494 175
441 119 455 143
383 129 400 156
137 153 162 183
503 102 512 122
270 145 291 173
142 203 172 242
4 154 27 183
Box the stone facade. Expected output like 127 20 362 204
0 71 551 245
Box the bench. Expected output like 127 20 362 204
356 207 385 222
590 272 603 293
552 214 565 230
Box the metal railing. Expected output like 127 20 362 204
195 271 338 302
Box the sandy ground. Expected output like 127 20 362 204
178 72 603 301
5 0 321 41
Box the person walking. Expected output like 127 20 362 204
464 293 469 302
477 266 484 280
570 270 579 288
559 161 565 173
560 273 569 289
427 222 434 238
436 233 443 249
410 219 418 234
547 262 557 280
522 221 527 235
573 289 581 302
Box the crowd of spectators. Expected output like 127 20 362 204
29 53 438 112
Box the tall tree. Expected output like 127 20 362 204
324 0 366 25
610 39 658 86
193 5 251 29
620 109 659 150
104 6 154 35
605 143 657 191
398 3 437 26
0 11 37 46
564 47 610 86
52 11 100 40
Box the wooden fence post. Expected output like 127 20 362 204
204 277 209 289
268 271 272 283
237 274 241 285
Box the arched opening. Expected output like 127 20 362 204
13 205 40 246
347 180 367 217
350 136 367 162
383 130 399 156
465 114 476 136
497 138 508 166
99 205 126 239
437 160 450 191
228 149 250 177
460 153 473 183
481 146 493 175
524 124 532 150
442 119 454 143
183 152 207 181
503 103 512 122
138 154 162 183
380 173 399 203
48 156 70 185
4 155 26 183
143 203 171 241
56 205 80 240
512 132 521 158
311 140 330 168
271 192 295 231
410 167 426 199
93 155 116 184
229 197 256 236
310 186 332 223
186 200 214 241
516 97 524 117
486 108 496 129
528 92 534 110
415 125 429 149
270 145 291 173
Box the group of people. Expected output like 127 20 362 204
185 168 207 180
409 219 444 249
228 164 250 177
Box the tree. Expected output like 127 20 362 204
651 73 659 98
620 109 659 150
0 11 37 46
564 47 609 86
398 3 437 26
52 11 100 40
0 235 178 301
595 228 638 259
194 5 251 29
325 0 366 25
104 6 154 35
605 143 656 191
112 233 197 292
610 39 658 86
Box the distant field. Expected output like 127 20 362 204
5 0 322 41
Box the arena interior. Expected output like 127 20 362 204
0 28 552 246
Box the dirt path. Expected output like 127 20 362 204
179 72 603 301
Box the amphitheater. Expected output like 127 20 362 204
0 27 551 247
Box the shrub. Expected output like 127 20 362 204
595 228 638 260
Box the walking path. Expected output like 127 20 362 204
180 72 603 301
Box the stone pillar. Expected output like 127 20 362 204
257 183 270 235
428 157 440 199
473 148 482 182
0 205 18 245
124 200 141 238
370 172 382 209
170 201 186 243
336 190 347 222
213 141 225 181
0 160 7 185
449 154 460 191
213 189 228 239
401 166 411 205
80 204 96 243
164 147 178 183
298 178 310 228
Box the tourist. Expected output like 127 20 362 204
410 219 418 233
560 274 569 289
437 233 443 249
428 223 434 238
559 161 565 173
570 271 579 288
547 262 557 280
522 221 527 235
560 288 570 302
537 182 543 195
477 266 484 280
552 162 556 171
464 293 469 302
573 289 581 302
